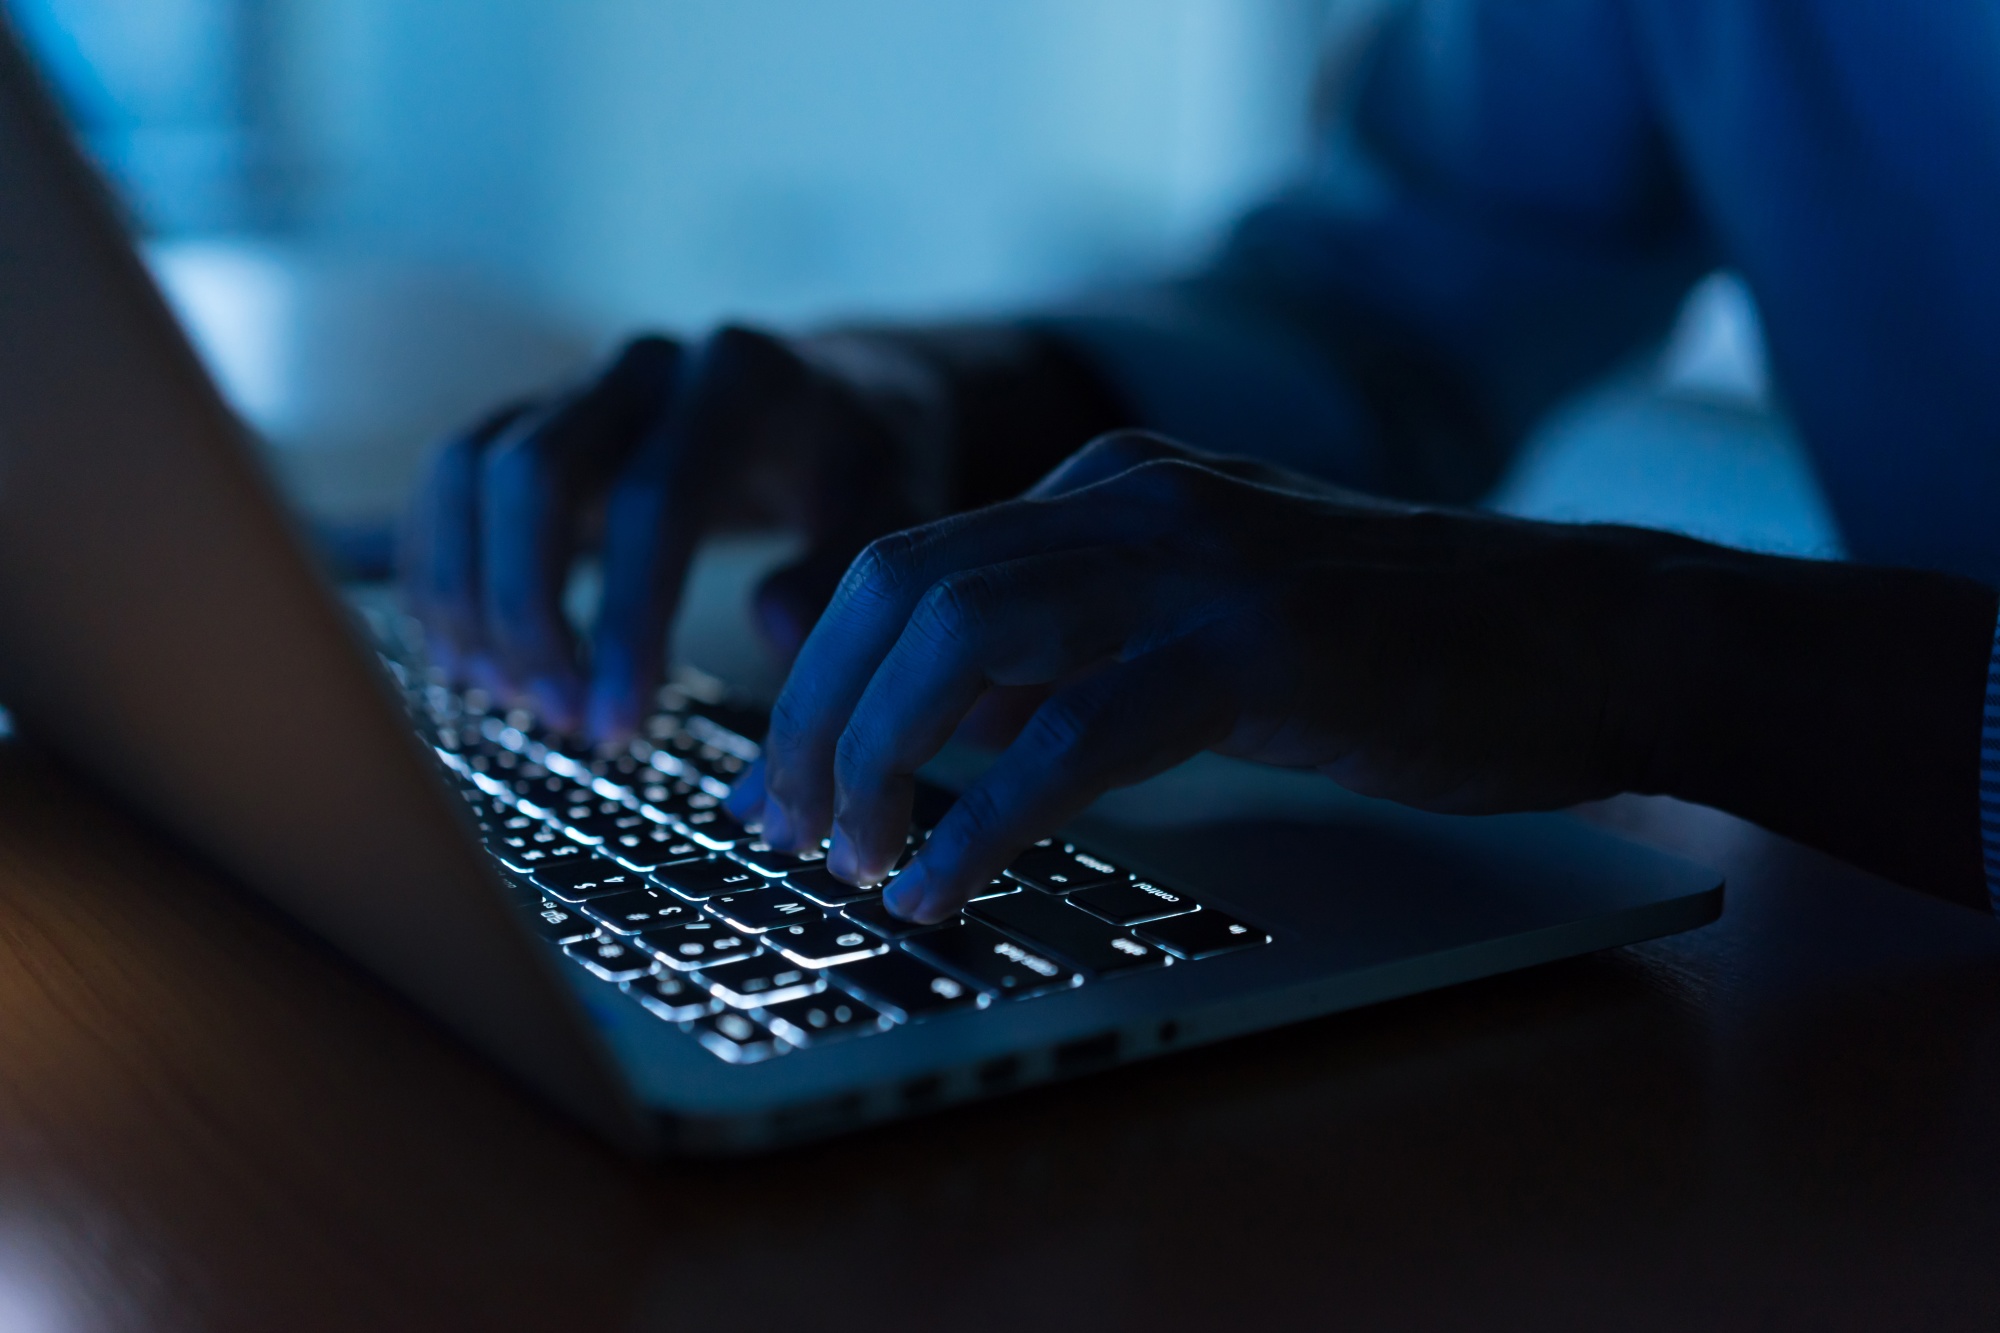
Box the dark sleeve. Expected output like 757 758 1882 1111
1037 0 1718 503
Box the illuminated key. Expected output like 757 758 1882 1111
707 886 818 933
764 916 888 968
1003 840 1124 894
1135 909 1271 960
635 921 759 971
970 889 1168 976
562 934 653 982
530 859 647 903
648 857 762 901
761 991 889 1045
1067 878 1197 926
688 1011 783 1063
580 889 695 935
694 954 823 1009
623 970 715 1023
829 950 985 1022
906 921 1081 999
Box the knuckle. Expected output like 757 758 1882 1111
908 572 989 653
945 780 1007 843
832 725 885 794
764 690 818 758
1020 692 1100 770
842 530 924 608
1135 457 1221 509
1079 428 1183 474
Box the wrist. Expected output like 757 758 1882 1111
1612 537 1996 904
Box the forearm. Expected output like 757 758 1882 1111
1621 543 1997 909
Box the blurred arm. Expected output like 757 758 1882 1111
1036 0 1716 503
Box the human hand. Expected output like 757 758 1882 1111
399 327 948 740
728 430 1680 921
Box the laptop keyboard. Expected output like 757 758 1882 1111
396 670 1270 1065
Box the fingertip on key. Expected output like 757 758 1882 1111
723 763 765 818
760 800 795 851
826 827 861 883
882 868 926 921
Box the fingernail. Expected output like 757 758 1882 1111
883 866 926 920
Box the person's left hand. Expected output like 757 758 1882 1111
726 430 1682 922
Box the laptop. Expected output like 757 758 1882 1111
0 21 1722 1155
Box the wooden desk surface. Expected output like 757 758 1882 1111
1 738 1997 1332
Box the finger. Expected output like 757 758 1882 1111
825 546 1173 883
1032 428 1366 504
399 402 532 682
883 638 1238 922
952 683 1056 749
722 757 766 820
757 457 1220 851
584 329 806 742
479 338 680 729
1025 428 1206 499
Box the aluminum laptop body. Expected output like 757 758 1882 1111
0 22 1722 1155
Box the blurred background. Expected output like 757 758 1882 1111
5 0 1839 612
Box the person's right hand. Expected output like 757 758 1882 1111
399 327 949 740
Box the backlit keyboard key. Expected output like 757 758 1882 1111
706 886 820 933
1004 840 1124 894
828 950 985 1022
761 991 889 1045
969 889 1169 976
580 889 696 935
1135 908 1270 959
635 921 759 971
907 921 1082 999
565 807 657 845
786 865 877 907
648 856 763 901
525 897 596 944
530 860 649 903
1067 878 1197 926
688 1010 782 1063
695 953 824 1008
842 897 947 940
622 970 715 1023
490 829 591 873
764 916 888 968
552 796 634 844
563 934 654 982
731 840 827 877
677 805 752 849
602 824 707 872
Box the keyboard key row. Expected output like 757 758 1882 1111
422 686 1274 1065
